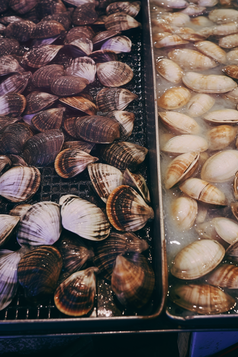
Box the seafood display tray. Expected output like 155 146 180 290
0 0 167 334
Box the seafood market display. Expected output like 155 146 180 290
151 0 238 316
0 0 157 319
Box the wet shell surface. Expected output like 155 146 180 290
157 86 191 110
186 94 215 117
123 168 151 204
23 45 63 68
31 108 65 132
159 111 201 134
60 194 111 241
111 252 155 309
54 267 98 317
106 185 154 232
0 166 41 203
0 93 26 117
155 58 183 83
161 135 208 154
203 109 238 123
24 91 58 115
171 239 225 279
168 48 218 70
17 245 63 301
170 196 198 231
169 283 236 314
207 263 238 289
17 201 62 247
182 72 237 93
206 125 237 151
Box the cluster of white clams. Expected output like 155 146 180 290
151 0 238 315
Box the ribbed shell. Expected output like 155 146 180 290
31 108 65 132
0 72 31 96
50 76 89 96
106 185 154 232
0 214 19 247
0 166 41 202
24 91 58 115
59 96 97 115
54 148 98 179
75 115 121 144
54 267 98 316
60 194 111 241
62 140 94 153
17 201 61 247
207 263 238 289
111 252 155 309
32 20 65 39
31 64 65 89
65 57 96 84
88 163 124 203
72 3 98 25
17 245 63 301
0 93 26 116
105 12 141 32
107 110 135 139
0 38 19 57
23 45 63 68
96 87 138 112
0 122 33 155
123 169 151 203
0 55 23 76
100 141 148 172
96 61 133 87
5 20 36 42
106 1 141 17
93 232 149 281
22 129 64 166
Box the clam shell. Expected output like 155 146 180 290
62 140 94 153
194 41 227 64
206 125 237 151
100 141 148 172
17 201 61 247
54 148 98 179
5 20 36 42
31 107 65 132
54 267 98 316
9 204 32 219
65 57 96 84
153 32 188 49
22 129 64 166
89 49 118 63
107 110 135 139
203 109 238 123
179 178 227 206
171 239 225 279
207 263 238 289
219 34 238 49
75 115 121 144
111 252 155 309
18 245 63 302
161 135 208 154
23 45 63 68
93 231 149 281
0 155 11 174
0 122 33 155
208 9 238 23
159 111 201 134
106 185 154 232
32 20 65 39
201 150 238 183
0 72 31 96
96 87 138 112
0 38 19 57
72 3 98 25
9 0 38 14
226 240 238 262
123 168 151 203
64 26 95 44
155 58 183 84
0 55 23 76
157 86 191 110
186 94 215 117
0 214 19 247
50 76 89 96
104 12 141 32
31 64 65 89
0 93 26 117
182 72 237 93
164 151 200 189
96 61 133 87
169 283 236 314
106 1 141 17
60 96 97 116
171 196 198 231
0 166 41 203
233 172 238 200
222 65 238 79
60 194 111 241
101 35 132 54
24 91 58 115
168 48 218 70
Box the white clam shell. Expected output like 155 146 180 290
153 32 188 48
171 239 225 279
60 194 110 241
168 48 218 70
186 94 215 117
212 22 238 36
219 34 238 49
206 263 238 289
0 214 19 247
206 125 237 150
171 196 198 230
203 109 238 123
159 111 201 134
201 150 238 182
161 134 208 154
155 58 183 84
158 86 191 110
17 201 62 247
209 9 238 24
182 72 237 93
194 41 227 64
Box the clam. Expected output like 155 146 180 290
153 32 188 49
222 65 238 79
182 72 237 93
104 12 141 32
157 86 191 110
42 12 72 31
72 3 98 25
208 9 238 23
219 34 238 49
17 245 63 302
106 185 154 232
0 166 41 203
203 109 238 124
123 168 150 204
101 36 132 54
9 0 38 14
22 129 64 166
0 247 27 311
5 20 36 42
179 178 227 206
0 122 33 155
107 110 135 139
207 263 238 289
186 94 215 117
169 283 236 314
96 61 133 87
62 140 94 153
50 76 89 96
36 0 67 18
159 111 201 135
0 55 23 77
161 135 208 154
226 240 238 262
0 214 19 248
54 148 98 179
9 204 32 218
155 58 183 84
0 72 32 96
60 96 97 116
171 196 198 231
89 49 118 63
111 252 155 309
88 162 124 203
31 107 65 132
65 37 93 57
31 64 65 89
0 155 11 174
60 194 111 241
153 0 188 8
54 267 98 316
194 41 227 64
17 201 61 247
171 239 225 280
92 29 121 49
96 87 138 112
227 49 238 64
93 231 149 281
231 201 238 219
0 38 19 57
0 93 26 117
106 1 141 17
233 172 238 200
100 141 148 172
75 115 121 144
206 125 237 151
201 150 238 183
24 91 58 115
32 20 65 39
65 57 96 84
64 26 95 44
0 116 19 132
168 48 218 70
164 152 200 189
23 44 63 68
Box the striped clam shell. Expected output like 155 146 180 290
0 214 20 248
54 267 99 316
17 201 62 247
60 194 111 241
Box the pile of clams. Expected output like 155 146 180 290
0 0 156 317
151 0 238 316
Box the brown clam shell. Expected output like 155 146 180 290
5 20 36 42
64 26 95 44
23 44 63 68
72 3 98 26
0 55 23 77
54 148 98 178
0 122 33 154
31 64 65 89
32 20 65 39
65 57 96 84
75 115 121 144
0 72 32 96
9 0 38 14
104 12 141 32
0 214 19 248
0 38 19 56
0 92 26 117
96 61 133 87
36 0 67 19
96 87 138 112
92 29 121 48
59 96 97 115
107 110 135 139
106 185 154 232
89 49 118 63
207 263 238 289
66 37 93 57
43 12 72 31
50 76 89 96
62 140 94 153
0 116 19 132
24 91 58 115
31 107 65 132
123 168 151 203
222 65 238 79
0 155 11 174
106 1 141 17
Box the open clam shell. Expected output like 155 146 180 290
0 166 41 203
171 239 225 280
106 185 154 232
17 201 62 247
93 231 149 281
169 283 236 314
87 162 124 203
18 245 63 302
54 267 99 317
60 194 111 241
111 252 155 309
